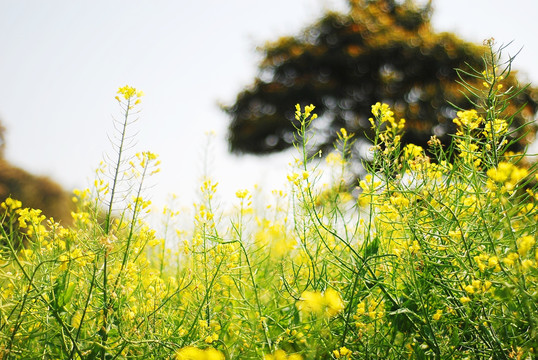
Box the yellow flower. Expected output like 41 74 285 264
1 197 22 211
17 207 46 229
464 284 475 295
264 350 303 360
333 346 352 358
205 348 225 360
117 85 144 101
175 346 224 360
502 252 519 267
356 302 366 316
487 256 499 268
403 144 424 159
295 104 317 121
297 290 324 314
487 162 528 191
517 235 535 257
521 259 534 271
324 288 345 317
370 102 394 124
58 254 69 271
297 288 345 317
483 118 508 138
432 309 443 321
453 109 483 130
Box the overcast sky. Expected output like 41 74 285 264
1 0 537 210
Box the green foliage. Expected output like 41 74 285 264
224 0 538 168
0 44 536 359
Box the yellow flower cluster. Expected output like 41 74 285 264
354 297 385 321
453 109 483 130
483 118 508 140
452 110 485 166
333 346 352 359
403 143 424 160
295 103 317 121
1 197 22 211
474 253 501 272
337 127 354 142
296 288 344 317
370 102 405 131
369 102 394 126
116 85 144 103
235 189 249 199
487 162 528 192
174 346 224 360
517 235 535 257
134 151 161 175
326 152 345 166
369 103 405 153
17 207 47 236
463 279 492 295
58 247 95 271
432 309 443 321
264 349 303 360
201 178 218 200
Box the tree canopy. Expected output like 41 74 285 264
224 0 538 164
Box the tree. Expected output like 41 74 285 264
224 0 538 166
0 119 73 225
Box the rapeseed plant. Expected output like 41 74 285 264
0 42 536 359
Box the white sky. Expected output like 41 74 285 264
1 0 537 211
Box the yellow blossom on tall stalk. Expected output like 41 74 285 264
2 45 538 358
453 109 483 130
295 103 317 122
132 151 161 176
116 85 144 104
1 197 22 212
369 102 405 159
235 189 249 199
369 102 394 127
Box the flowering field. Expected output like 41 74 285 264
0 46 537 359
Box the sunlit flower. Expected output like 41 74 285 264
116 85 144 102
517 235 535 257
453 109 483 130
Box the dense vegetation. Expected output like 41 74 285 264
0 44 536 359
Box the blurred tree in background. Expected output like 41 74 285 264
224 0 538 168
0 122 73 224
